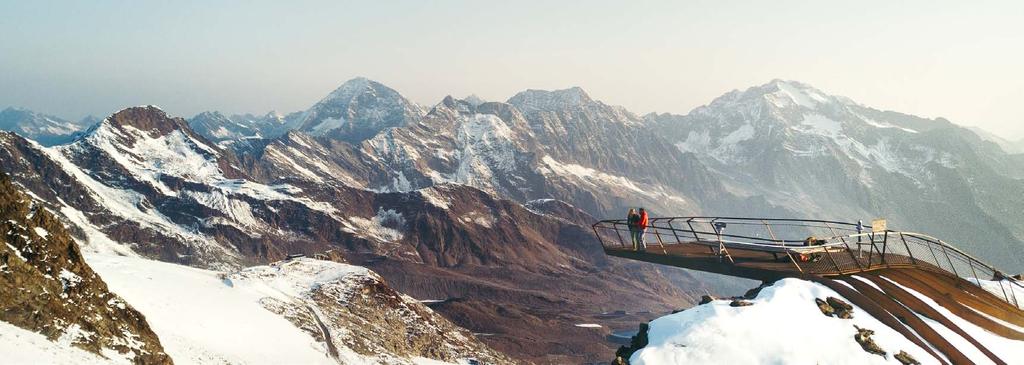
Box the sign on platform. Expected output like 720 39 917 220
871 218 887 233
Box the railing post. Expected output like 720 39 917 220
866 232 874 266
898 233 916 265
787 249 805 274
937 240 959 277
654 226 668 255
592 225 608 248
667 219 683 245
1010 282 1020 309
825 248 843 274
841 240 865 272
999 273 1020 308
866 233 885 269
686 218 700 242
613 223 627 249
710 219 734 264
967 259 980 289
998 280 1011 305
823 222 840 239
924 237 942 271
762 220 777 240
880 231 889 266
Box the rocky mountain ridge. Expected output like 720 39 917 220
0 103 706 363
647 79 1024 270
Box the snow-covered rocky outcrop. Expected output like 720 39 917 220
618 277 1023 365
86 254 513 365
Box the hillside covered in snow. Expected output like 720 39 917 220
84 254 513 365
618 276 1024 365
0 170 511 365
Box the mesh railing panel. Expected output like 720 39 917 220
593 217 1023 309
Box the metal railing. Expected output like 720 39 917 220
592 217 1024 309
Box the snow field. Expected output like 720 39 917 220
630 278 938 365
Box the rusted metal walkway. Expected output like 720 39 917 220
593 217 1024 309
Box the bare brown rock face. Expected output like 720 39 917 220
853 325 887 357
827 296 854 319
815 298 835 317
106 105 192 139
895 350 922 365
0 172 171 364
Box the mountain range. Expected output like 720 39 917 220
2 78 1022 363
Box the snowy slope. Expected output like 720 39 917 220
85 254 507 365
629 278 1023 365
85 254 333 364
630 278 941 364
0 322 123 365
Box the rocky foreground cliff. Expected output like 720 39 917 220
0 172 171 364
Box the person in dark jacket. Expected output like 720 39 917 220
637 208 649 252
627 208 640 250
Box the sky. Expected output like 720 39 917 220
1 1 1022 139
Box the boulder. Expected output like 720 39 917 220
699 295 717 305
895 350 921 365
729 299 754 307
610 322 651 365
815 298 835 316
611 355 629 365
853 325 886 357
827 297 854 319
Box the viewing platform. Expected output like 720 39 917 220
593 217 1024 309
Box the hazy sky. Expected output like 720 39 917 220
2 1 1022 138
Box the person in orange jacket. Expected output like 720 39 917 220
637 208 649 252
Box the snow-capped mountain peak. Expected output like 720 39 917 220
463 94 486 107
762 79 843 109
318 76 376 104
296 77 423 142
700 79 854 117
0 107 87 145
